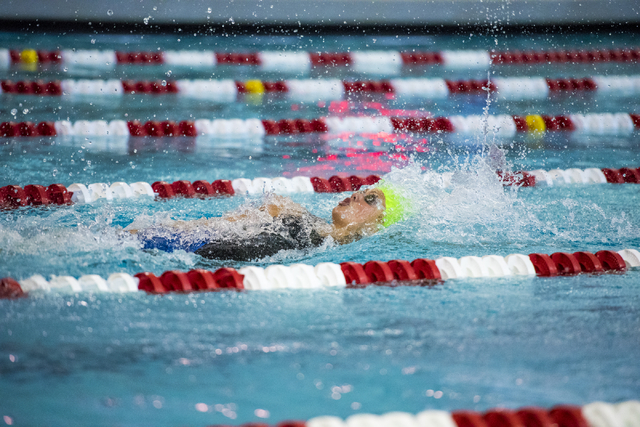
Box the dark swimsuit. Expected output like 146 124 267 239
137 214 327 262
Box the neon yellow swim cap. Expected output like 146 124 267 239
376 181 414 227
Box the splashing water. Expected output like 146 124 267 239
1 148 640 279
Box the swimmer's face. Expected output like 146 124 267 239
332 188 386 229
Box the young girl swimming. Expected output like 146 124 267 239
128 182 409 261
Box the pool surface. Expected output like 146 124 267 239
0 30 639 426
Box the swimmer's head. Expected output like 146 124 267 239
331 187 386 230
375 182 413 227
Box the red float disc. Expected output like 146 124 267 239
160 270 194 292
192 180 214 196
149 80 167 93
484 410 524 427
513 116 529 132
186 269 219 291
515 171 536 187
452 411 490 427
618 167 640 183
277 421 306 427
411 258 442 280
151 181 175 199
135 81 152 93
601 168 624 184
348 176 364 190
595 250 626 272
261 119 279 135
363 261 395 283
171 180 196 198
278 119 300 134
134 272 166 293
329 176 352 192
165 81 179 93
16 81 34 94
340 262 370 286
295 119 314 133
212 180 235 196
435 117 454 132
391 117 409 131
1 81 16 93
127 120 148 137
18 122 38 136
0 278 25 299
24 184 51 206
161 121 179 136
387 259 419 281
0 122 20 137
179 121 197 137
549 405 589 427
310 118 328 132
363 175 381 185
528 254 558 277
550 252 582 275
46 184 71 205
0 185 27 208
36 121 57 136
144 120 164 137
122 80 136 92
310 177 332 193
515 407 556 427
212 268 244 289
573 251 604 273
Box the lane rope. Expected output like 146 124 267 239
1 113 638 139
2 47 639 71
2 248 638 297
3 166 640 209
2 75 639 101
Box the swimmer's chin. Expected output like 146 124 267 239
327 222 383 245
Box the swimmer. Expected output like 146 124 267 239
128 182 410 261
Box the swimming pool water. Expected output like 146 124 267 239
0 30 639 426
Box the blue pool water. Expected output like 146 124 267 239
1 31 639 426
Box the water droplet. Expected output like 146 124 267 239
52 169 58 177
207 7 212 13
161 80 167 86
22 109 29 114
10 109 17 116
107 9 113 16
153 6 157 10
91 39 96 44
165 70 172 77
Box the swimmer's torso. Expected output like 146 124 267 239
134 211 329 261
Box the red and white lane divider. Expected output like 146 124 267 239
527 167 640 185
3 75 640 101
1 113 639 139
307 401 640 427
2 248 639 297
3 47 639 71
0 175 381 208
5 166 640 209
305 401 640 427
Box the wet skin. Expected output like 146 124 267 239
332 188 386 229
